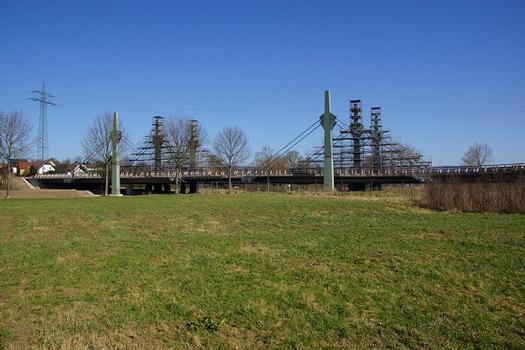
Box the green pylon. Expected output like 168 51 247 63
320 90 337 191
110 112 123 196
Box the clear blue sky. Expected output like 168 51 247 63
1 0 524 165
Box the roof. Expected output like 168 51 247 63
18 160 29 169
9 159 24 167
72 164 95 172
18 160 40 169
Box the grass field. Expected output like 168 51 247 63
0 193 524 349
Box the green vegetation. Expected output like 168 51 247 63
0 194 523 349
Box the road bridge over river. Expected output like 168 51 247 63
27 92 525 195
30 163 525 195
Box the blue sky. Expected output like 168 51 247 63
1 0 524 165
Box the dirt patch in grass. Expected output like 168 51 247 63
34 327 170 350
4 189 95 199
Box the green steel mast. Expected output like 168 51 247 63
320 90 337 191
111 112 123 196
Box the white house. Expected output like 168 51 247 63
38 163 55 175
70 164 95 176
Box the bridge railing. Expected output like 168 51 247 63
31 168 424 179
31 163 525 180
429 163 525 174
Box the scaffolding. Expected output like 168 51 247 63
298 99 431 173
129 116 173 171
128 117 208 171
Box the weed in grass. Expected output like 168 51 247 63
185 317 226 333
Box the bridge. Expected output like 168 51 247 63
30 163 525 194
31 167 423 194
29 91 525 194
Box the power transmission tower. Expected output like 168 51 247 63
29 81 56 161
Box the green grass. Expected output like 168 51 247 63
0 193 524 349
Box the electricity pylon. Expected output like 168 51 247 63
29 81 55 161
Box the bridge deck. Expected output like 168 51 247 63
29 163 525 193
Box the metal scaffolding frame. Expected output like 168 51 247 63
127 116 209 171
297 99 431 173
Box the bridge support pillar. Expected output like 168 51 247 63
320 90 337 192
126 184 134 195
372 183 382 191
348 183 366 191
189 181 198 194
153 184 164 194
180 182 187 194
110 112 123 196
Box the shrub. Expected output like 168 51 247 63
422 180 525 213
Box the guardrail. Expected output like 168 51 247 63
32 163 525 180
429 163 525 174
33 168 427 179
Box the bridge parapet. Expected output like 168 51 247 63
430 163 525 174
31 163 524 180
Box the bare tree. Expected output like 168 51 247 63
81 112 128 195
462 143 493 167
386 143 423 169
73 155 84 164
165 118 190 193
398 143 423 160
284 150 302 170
254 146 272 193
164 118 207 193
54 158 72 174
0 111 32 199
206 153 224 171
213 126 250 192
255 146 289 193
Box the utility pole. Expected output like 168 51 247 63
29 81 55 162
110 112 123 196
320 90 337 192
